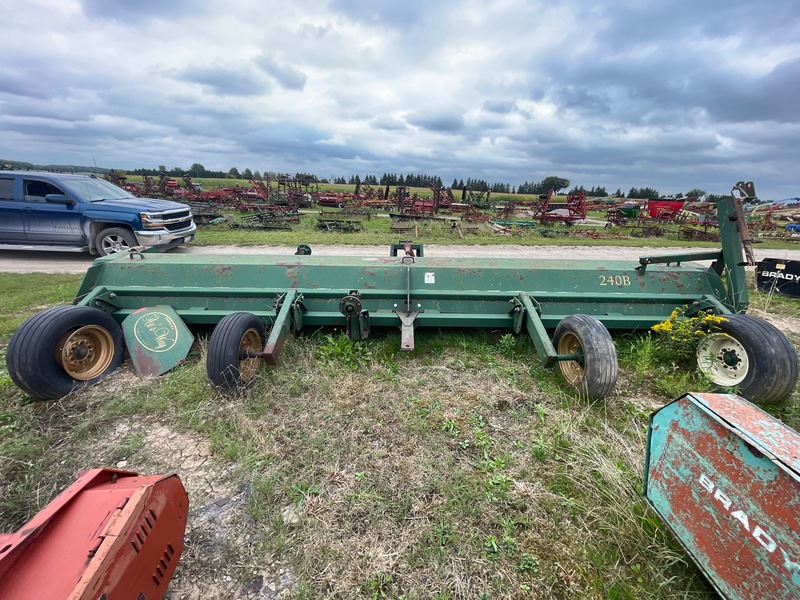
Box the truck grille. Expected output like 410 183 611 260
160 208 194 231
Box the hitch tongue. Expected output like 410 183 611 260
397 311 419 351
396 256 419 350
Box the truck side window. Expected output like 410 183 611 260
24 180 61 203
0 178 13 200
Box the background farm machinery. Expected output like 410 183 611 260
104 171 800 243
602 182 800 243
0 469 188 599
645 392 800 599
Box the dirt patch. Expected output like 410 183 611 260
82 415 290 599
749 308 800 337
77 377 283 599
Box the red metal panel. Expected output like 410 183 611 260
645 393 800 599
0 468 188 600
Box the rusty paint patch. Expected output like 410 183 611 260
646 393 800 598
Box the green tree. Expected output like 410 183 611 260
243 168 253 179
686 188 706 199
629 186 660 199
540 176 570 194
228 167 241 179
190 163 206 177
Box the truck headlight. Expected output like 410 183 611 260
140 212 162 229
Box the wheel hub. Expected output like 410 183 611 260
697 333 749 386
557 332 585 385
237 328 263 383
69 342 92 362
104 236 129 253
722 350 740 368
56 325 115 380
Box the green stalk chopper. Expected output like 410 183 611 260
7 187 798 404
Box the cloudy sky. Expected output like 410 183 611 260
1 0 799 199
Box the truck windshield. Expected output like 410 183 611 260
60 178 133 202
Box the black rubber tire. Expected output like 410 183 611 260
96 227 137 256
553 314 618 400
7 306 124 400
696 314 798 405
206 312 266 391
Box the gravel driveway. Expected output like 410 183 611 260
2 244 800 274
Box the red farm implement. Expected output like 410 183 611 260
0 469 188 600
530 190 587 224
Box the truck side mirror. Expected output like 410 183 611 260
45 193 75 205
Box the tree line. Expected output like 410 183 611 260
128 163 716 200
0 159 728 200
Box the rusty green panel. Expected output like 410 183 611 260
122 305 194 376
74 197 749 370
77 251 729 325
79 249 730 370
645 393 800 599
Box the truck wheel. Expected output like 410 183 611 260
696 314 798 405
553 314 618 400
207 312 266 391
96 227 137 255
7 306 124 400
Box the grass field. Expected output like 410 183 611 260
1 269 798 598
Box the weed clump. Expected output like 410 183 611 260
650 307 727 365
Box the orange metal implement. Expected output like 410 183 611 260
0 468 188 600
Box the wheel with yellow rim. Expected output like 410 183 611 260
7 306 124 400
206 312 266 391
553 314 618 400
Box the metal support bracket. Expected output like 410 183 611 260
514 292 559 367
637 251 722 273
396 311 419 351
80 286 123 313
339 292 370 341
263 289 298 366
292 293 305 332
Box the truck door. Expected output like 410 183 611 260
0 175 25 242
22 178 84 245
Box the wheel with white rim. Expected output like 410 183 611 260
696 314 798 405
696 333 749 386
206 312 266 391
553 314 618 400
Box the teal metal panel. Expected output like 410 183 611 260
645 392 800 599
122 305 194 376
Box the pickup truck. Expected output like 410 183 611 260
0 171 196 255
